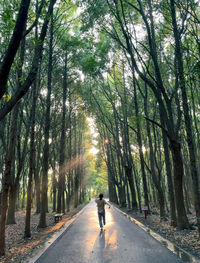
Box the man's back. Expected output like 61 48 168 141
95 199 106 211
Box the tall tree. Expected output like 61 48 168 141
38 14 54 228
57 51 68 213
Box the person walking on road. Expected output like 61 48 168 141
95 193 110 231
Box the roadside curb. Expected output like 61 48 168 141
26 203 88 263
111 203 200 263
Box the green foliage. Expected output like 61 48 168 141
86 160 108 196
81 55 100 74
193 61 200 78
3 94 11 102
0 0 19 38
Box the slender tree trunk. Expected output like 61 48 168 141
0 171 10 256
74 118 79 208
143 89 165 219
52 169 57 212
35 129 42 214
113 112 126 207
170 0 200 234
0 103 19 255
66 91 73 212
106 142 119 204
57 51 67 213
34 170 40 213
24 79 37 238
170 140 190 229
121 66 137 209
24 167 33 237
0 0 31 99
22 173 26 209
7 101 29 224
160 116 177 226
6 101 22 225
190 82 200 148
133 162 142 212
6 185 17 224
133 80 149 207
125 178 131 209
38 14 54 228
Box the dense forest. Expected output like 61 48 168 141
0 0 200 258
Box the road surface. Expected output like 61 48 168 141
35 201 183 263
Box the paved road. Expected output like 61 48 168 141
36 201 183 263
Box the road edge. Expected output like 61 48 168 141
26 203 89 263
111 203 200 263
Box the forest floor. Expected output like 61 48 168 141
0 203 87 263
119 205 200 259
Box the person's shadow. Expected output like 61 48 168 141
89 230 105 262
98 230 114 263
97 230 106 262
89 228 116 263
99 230 106 249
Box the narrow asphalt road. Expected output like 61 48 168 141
35 201 183 263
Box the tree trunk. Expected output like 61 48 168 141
170 140 190 229
121 66 137 209
35 127 42 214
143 89 165 219
170 0 200 234
21 173 26 209
52 169 57 212
24 168 33 237
6 185 17 224
0 0 31 99
0 103 19 255
133 80 149 207
24 78 37 238
106 143 119 204
133 162 142 212
74 117 78 209
113 112 126 207
0 174 10 256
57 51 67 213
38 14 54 228
5 101 21 225
161 117 177 226
125 178 131 209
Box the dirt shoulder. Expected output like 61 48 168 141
0 203 87 263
